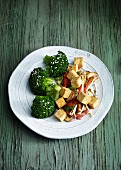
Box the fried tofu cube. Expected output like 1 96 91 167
77 91 91 104
88 96 100 108
59 87 72 98
66 90 77 102
71 76 82 88
68 64 78 72
74 57 84 68
67 70 79 80
55 97 66 108
55 109 67 121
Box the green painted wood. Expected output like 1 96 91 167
0 0 121 169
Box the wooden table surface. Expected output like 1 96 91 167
0 0 121 169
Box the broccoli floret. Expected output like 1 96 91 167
41 78 61 100
31 96 56 118
41 78 55 94
29 67 48 95
44 51 69 78
29 67 61 97
53 84 61 100
44 55 51 65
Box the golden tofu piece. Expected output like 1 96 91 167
71 76 82 88
66 90 77 102
59 87 72 98
74 57 84 68
68 64 78 72
55 109 67 121
55 97 66 108
88 96 100 108
77 91 91 104
67 70 79 80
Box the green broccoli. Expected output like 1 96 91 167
44 51 69 78
31 96 56 118
42 78 61 100
41 78 55 94
29 67 61 98
29 67 48 95
52 84 61 100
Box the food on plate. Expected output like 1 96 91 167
29 68 61 98
74 57 84 67
54 55 100 122
71 76 82 88
59 87 72 98
77 91 91 104
29 67 48 95
55 97 66 108
40 78 61 99
44 51 69 77
31 96 56 118
64 115 73 122
55 109 67 121
68 64 78 72
67 70 78 80
30 51 100 122
88 96 100 109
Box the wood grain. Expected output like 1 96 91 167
0 0 121 169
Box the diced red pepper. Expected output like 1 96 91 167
75 109 89 120
66 111 72 116
67 79 71 87
76 103 82 113
82 109 89 114
78 85 82 93
63 72 68 87
78 66 81 71
66 99 80 107
84 76 94 92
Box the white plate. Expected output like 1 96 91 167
8 46 114 139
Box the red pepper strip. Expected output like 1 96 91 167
78 66 81 71
66 111 72 116
75 109 89 120
78 85 82 93
66 99 80 107
67 79 71 87
84 76 94 93
63 72 68 87
76 103 82 113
